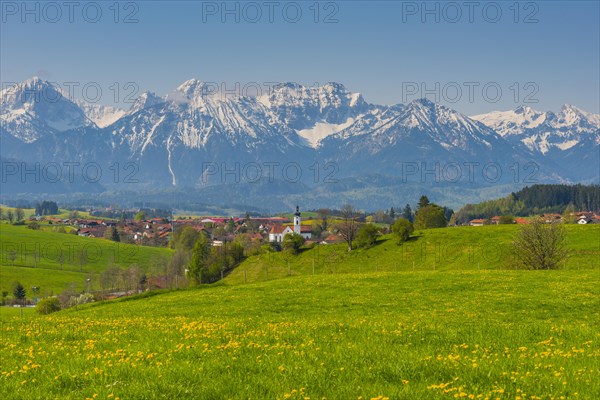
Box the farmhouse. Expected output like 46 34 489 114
577 215 593 224
542 213 562 223
469 219 487 227
269 206 312 242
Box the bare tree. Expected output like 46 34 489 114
337 204 361 251
512 217 568 270
99 266 122 291
124 265 142 291
167 249 189 289
317 208 330 231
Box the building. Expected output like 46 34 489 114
269 206 312 242
578 215 592 224
469 219 487 227
542 213 562 223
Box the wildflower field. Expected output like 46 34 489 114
1 270 599 399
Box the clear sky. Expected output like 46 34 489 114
1 0 599 115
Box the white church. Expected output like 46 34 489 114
268 206 312 242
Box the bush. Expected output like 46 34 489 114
36 297 61 314
53 226 67 233
391 218 414 244
27 221 41 230
282 233 305 254
353 224 380 249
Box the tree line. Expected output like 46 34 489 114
454 184 600 224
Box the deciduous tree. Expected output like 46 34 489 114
391 218 414 244
512 217 568 270
414 205 447 230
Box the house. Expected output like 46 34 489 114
542 214 562 223
469 219 487 227
514 217 529 225
578 215 592 224
269 206 312 242
321 234 343 244
491 216 501 225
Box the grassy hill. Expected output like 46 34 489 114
1 270 598 399
226 225 600 284
0 223 172 295
0 205 96 220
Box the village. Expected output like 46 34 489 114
468 212 600 226
28 207 600 251
34 207 336 249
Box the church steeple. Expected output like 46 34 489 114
294 205 301 234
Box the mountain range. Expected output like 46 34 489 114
1 77 598 211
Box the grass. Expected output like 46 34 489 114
0 205 95 220
226 224 600 284
0 270 598 399
0 223 172 295
1 222 598 398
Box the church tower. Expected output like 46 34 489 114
293 205 301 234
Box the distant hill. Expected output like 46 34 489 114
454 184 600 224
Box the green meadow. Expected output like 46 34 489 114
0 223 172 295
0 223 599 399
1 271 599 399
227 225 600 284
0 206 96 220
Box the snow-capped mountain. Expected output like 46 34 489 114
472 105 600 154
127 91 164 116
76 101 126 128
0 77 96 142
1 77 597 200
316 99 555 181
260 82 370 147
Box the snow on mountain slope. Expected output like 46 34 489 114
2 77 597 188
0 77 96 142
261 82 369 130
109 80 304 156
296 117 358 147
472 105 600 154
471 106 547 136
127 91 164 115
324 99 501 154
76 101 126 127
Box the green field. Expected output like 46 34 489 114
227 225 600 284
0 205 96 220
1 270 598 399
0 224 172 295
1 223 599 398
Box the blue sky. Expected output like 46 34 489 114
1 0 599 115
